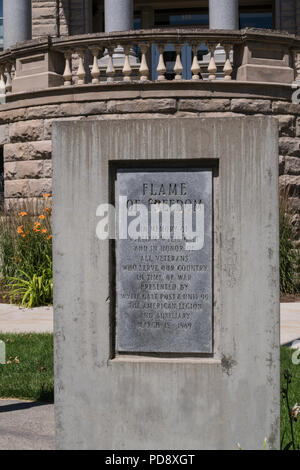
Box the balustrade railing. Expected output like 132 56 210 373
53 30 239 85
0 28 299 94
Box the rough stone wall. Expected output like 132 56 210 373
59 0 71 36
0 96 300 224
31 0 91 38
32 0 58 38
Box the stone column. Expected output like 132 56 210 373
104 0 133 32
209 0 239 30
3 0 31 49
101 0 137 74
207 0 238 78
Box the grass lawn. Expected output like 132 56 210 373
0 333 53 402
281 346 300 450
0 334 299 449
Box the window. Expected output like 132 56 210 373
239 4 273 29
154 9 209 28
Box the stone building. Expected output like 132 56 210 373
0 0 300 220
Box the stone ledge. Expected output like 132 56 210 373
106 99 177 114
231 99 272 113
178 99 230 112
26 101 107 120
1 94 290 126
272 101 300 115
2 81 293 113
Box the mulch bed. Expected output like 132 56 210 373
280 293 300 303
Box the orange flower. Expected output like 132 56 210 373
44 207 52 214
33 227 40 233
16 225 24 234
39 214 46 220
18 211 27 217
47 235 52 240
42 229 48 234
43 193 51 198
21 233 26 238
34 222 41 228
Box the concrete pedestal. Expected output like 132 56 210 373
53 117 280 450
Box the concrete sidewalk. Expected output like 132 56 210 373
0 303 299 345
0 399 54 450
0 302 299 450
280 302 300 346
0 304 53 333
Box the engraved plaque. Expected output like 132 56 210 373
116 169 212 353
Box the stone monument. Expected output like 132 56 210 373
53 117 280 450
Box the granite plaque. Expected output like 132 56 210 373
116 169 212 353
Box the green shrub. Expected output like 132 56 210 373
7 256 53 308
0 195 53 307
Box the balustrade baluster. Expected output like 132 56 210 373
106 47 116 82
174 45 183 80
122 45 132 82
223 44 233 80
157 45 166 81
191 45 201 80
90 47 100 84
207 43 217 80
63 50 72 86
77 48 86 85
139 44 149 81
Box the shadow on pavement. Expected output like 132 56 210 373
0 401 51 413
282 337 300 348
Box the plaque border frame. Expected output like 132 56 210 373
109 161 218 359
